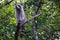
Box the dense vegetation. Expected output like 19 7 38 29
0 0 60 40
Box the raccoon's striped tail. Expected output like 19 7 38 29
20 25 25 37
14 23 25 40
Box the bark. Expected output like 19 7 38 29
31 0 42 40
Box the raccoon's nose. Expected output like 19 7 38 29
17 6 20 9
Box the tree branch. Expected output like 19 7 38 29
22 13 42 25
22 0 42 25
32 0 42 40
31 0 42 40
5 0 13 5
1 0 13 8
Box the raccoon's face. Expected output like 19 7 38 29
15 4 23 10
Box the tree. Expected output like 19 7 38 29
0 0 60 40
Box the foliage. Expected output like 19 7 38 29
0 0 60 40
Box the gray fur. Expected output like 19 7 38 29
15 4 27 24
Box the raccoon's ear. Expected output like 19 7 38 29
14 3 17 8
20 4 24 6
14 3 17 6
14 4 16 8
